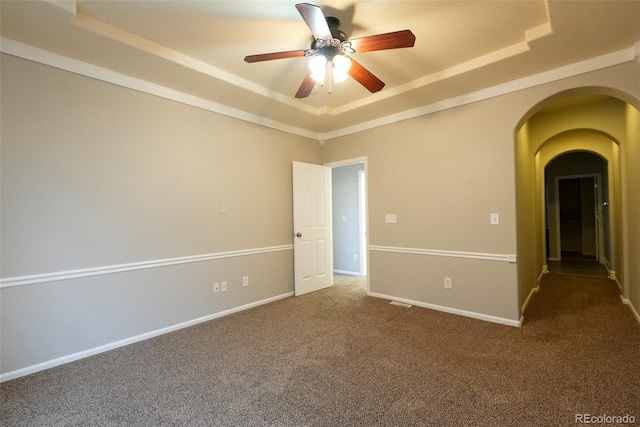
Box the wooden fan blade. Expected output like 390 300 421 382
295 72 316 98
348 59 385 93
349 30 416 53
244 49 307 63
295 3 332 40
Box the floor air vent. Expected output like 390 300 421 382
389 301 412 308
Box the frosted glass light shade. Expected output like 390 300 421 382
332 55 352 82
309 55 327 83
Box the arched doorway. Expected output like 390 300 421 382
515 89 640 321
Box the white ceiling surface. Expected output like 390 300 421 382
2 1 640 139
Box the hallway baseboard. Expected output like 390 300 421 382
620 296 640 325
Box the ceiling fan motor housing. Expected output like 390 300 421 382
326 17 348 41
310 17 349 59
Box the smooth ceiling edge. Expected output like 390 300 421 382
2 37 638 144
0 38 319 142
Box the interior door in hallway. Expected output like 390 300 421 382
292 161 333 296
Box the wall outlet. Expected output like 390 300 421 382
385 214 397 223
221 281 228 292
444 277 452 289
242 276 249 287
213 282 220 293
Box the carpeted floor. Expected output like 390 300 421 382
1 273 639 426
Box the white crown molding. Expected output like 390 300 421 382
2 37 638 144
0 245 293 288
368 291 521 327
331 20 554 117
71 5 555 120
71 12 319 117
369 245 517 263
0 290 293 383
324 45 638 141
0 38 321 141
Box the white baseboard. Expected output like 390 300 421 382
538 270 547 284
0 292 293 383
621 296 640 325
367 291 521 327
609 269 621 288
520 285 540 321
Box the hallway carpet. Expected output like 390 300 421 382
1 273 639 426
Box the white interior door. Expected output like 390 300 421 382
292 161 333 296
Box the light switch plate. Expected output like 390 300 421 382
490 213 500 225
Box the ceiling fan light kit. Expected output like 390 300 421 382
244 3 415 98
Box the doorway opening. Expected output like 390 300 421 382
326 158 368 291
543 151 610 278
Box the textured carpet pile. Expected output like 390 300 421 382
1 273 639 426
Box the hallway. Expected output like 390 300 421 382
548 252 609 278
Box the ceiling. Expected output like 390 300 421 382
2 1 639 140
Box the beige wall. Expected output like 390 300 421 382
323 90 523 323
0 54 321 375
2 52 639 378
324 60 640 323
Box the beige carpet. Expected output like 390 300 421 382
1 273 639 426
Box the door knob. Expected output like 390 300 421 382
296 232 302 238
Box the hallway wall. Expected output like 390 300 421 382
623 103 640 314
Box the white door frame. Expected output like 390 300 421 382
325 157 369 292
358 169 367 275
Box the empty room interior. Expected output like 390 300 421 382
1 1 639 425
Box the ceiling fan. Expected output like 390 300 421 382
244 3 416 98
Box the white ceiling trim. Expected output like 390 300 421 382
332 21 555 116
2 37 638 144
322 45 638 141
72 12 319 117
0 37 319 141
71 3 555 119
